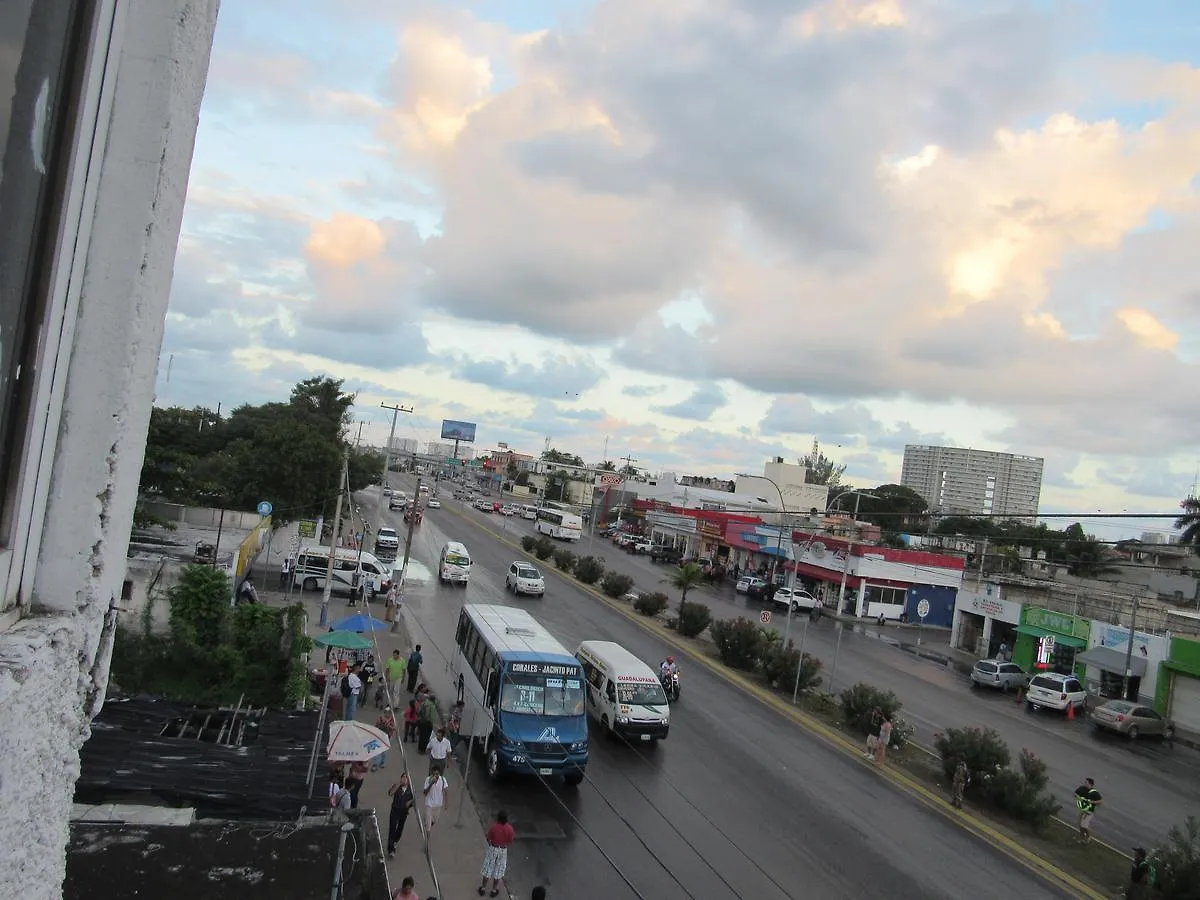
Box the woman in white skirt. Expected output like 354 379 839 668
478 809 516 897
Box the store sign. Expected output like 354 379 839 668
1024 607 1089 640
962 593 1021 624
699 520 721 538
1036 635 1056 668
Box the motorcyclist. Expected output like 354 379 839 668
659 656 678 679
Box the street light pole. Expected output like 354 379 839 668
830 489 875 616
737 472 794 646
1122 598 1140 701
379 401 414 488
320 449 350 627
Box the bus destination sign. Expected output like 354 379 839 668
509 662 580 677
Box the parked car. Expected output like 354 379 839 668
630 537 653 554
649 545 683 565
771 588 818 613
1091 700 1174 740
614 533 637 548
736 576 766 595
426 497 441 509
474 498 493 512
748 581 779 602
1025 672 1087 713
506 561 546 596
970 659 1028 692
382 486 393 497
499 504 517 516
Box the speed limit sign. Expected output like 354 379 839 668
759 610 772 624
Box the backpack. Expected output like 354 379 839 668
340 675 353 698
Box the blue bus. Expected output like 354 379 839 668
451 604 588 785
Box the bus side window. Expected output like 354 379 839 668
455 612 468 645
605 681 617 704
485 672 499 708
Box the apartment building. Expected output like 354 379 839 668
901 445 1044 521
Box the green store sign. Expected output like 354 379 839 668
1023 607 1090 641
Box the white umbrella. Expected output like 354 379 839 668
327 720 391 763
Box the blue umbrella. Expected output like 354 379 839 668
331 613 390 633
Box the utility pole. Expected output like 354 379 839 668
320 448 350 627
379 401 414 489
617 454 637 526
1122 598 1140 701
975 536 988 588
398 458 421 589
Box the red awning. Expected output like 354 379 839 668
790 561 863 589
725 530 762 552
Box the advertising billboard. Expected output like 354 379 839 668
440 419 477 442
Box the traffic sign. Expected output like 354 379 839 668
759 610 772 624
916 598 931 619
257 500 272 517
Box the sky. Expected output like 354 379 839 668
156 0 1200 542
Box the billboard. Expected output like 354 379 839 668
440 419 477 442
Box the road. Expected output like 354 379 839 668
363 481 1072 900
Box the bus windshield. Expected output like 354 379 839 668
499 673 586 717
445 552 470 567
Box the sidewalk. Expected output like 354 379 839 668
250 534 491 900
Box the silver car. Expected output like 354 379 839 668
1091 700 1175 740
970 659 1028 692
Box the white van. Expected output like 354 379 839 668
575 641 670 743
439 541 472 585
520 505 538 521
293 545 388 595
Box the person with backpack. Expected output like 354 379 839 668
406 645 423 693
342 664 363 721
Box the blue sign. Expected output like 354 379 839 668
257 501 272 516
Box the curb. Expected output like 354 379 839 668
446 504 1110 900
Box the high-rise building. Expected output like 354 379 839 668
901 445 1044 521
426 441 455 459
390 437 419 454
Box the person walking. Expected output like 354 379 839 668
392 875 419 900
1074 778 1102 842
427 727 452 777
344 758 369 809
373 709 396 770
385 773 414 859
384 650 408 709
406 645 424 693
951 759 969 809
402 698 421 743
343 664 363 721
417 691 437 754
477 810 516 897
422 765 449 831
279 556 292 588
1126 847 1152 899
446 701 464 752
874 714 893 766
864 706 882 758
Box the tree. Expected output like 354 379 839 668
514 470 530 487
506 461 520 482
857 484 929 530
1062 523 1118 578
542 447 583 466
348 447 386 492
598 460 616 472
1176 496 1200 547
799 439 845 487
618 464 638 476
663 562 706 624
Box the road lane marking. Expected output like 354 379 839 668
443 500 1108 900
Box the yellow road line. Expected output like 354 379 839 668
447 505 1107 900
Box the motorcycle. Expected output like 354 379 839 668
661 669 680 702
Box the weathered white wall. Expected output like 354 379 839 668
0 1 218 897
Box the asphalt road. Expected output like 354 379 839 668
365 481 1072 900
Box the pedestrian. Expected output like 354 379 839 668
328 775 352 820
392 875 419 900
279 556 292 588
864 706 882 758
343 664 363 721
406 644 424 693
1074 777 1102 842
346 758 369 809
951 759 969 809
446 701 464 751
417 691 438 754
373 709 396 770
385 773 414 859
402 698 421 743
385 583 399 625
1127 846 1151 899
385 649 408 709
874 714 893 766
477 810 516 897
422 765 449 831
427 726 452 777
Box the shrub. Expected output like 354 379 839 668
601 572 635 598
676 602 712 637
553 549 577 571
1153 816 1200 899
760 640 822 693
634 592 669 616
520 535 537 552
534 537 556 560
574 556 605 584
709 617 766 670
839 683 903 736
933 726 1011 788
979 750 1059 829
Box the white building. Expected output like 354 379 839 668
425 441 456 459
735 459 830 522
634 472 778 514
0 2 219 897
390 437 419 454
901 444 1044 521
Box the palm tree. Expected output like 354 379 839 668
664 562 706 624
1177 496 1200 547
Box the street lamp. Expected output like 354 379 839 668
736 473 799 644
826 489 878 615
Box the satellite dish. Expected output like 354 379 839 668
810 542 827 558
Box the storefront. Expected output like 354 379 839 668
1156 637 1200 733
951 587 1022 659
695 515 727 564
646 511 698 557
1012 607 1090 677
1077 624 1167 703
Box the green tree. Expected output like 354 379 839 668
514 470 530 487
1062 523 1118 577
618 464 638 476
542 447 584 466
857 484 929 530
1176 496 1200 547
598 460 616 472
663 562 706 624
799 439 846 487
348 447 386 492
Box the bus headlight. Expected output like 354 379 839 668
570 741 587 752
616 715 629 725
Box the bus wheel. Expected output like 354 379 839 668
563 770 583 787
486 747 502 780
303 577 317 592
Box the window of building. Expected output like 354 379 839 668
0 0 89 615
865 585 906 606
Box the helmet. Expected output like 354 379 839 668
667 656 675 664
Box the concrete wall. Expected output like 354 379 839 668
139 501 263 531
0 3 218 898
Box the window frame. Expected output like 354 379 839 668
0 0 124 628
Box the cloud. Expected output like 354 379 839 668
758 395 953 453
653 383 728 421
622 384 666 398
443 355 605 399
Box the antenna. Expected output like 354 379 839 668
619 453 638 474
544 436 552 454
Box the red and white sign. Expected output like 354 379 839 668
759 610 772 624
596 473 625 488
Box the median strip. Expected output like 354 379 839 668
446 504 1114 900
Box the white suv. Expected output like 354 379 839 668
506 562 546 596
1025 672 1086 714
